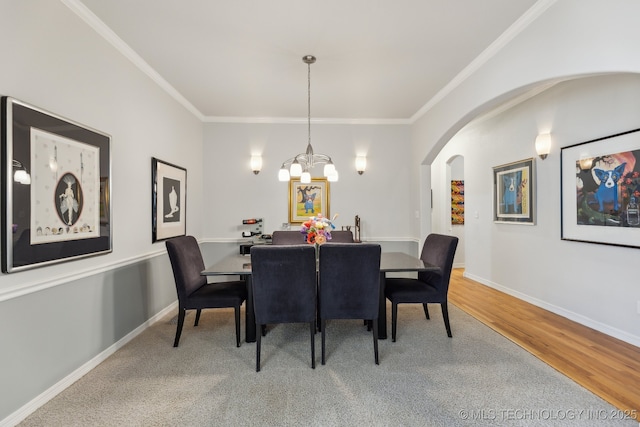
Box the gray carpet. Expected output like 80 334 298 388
19 304 635 426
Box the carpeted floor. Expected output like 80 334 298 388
19 303 636 426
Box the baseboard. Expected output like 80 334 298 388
0 301 178 427
462 271 640 348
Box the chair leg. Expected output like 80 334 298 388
321 320 327 365
256 322 262 372
261 325 267 336
441 303 452 338
234 305 241 347
391 302 398 343
194 309 202 326
372 319 379 365
174 308 186 347
310 321 316 369
422 303 430 319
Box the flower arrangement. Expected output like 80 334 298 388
300 213 338 245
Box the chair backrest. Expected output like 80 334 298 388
251 245 317 324
418 233 459 294
166 236 207 302
271 230 307 245
318 243 381 320
328 230 355 243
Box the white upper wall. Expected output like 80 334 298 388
421 0 640 346
202 122 413 242
0 1 204 295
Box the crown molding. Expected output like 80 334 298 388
410 0 558 123
63 0 555 126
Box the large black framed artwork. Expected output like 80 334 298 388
152 157 186 242
1 97 112 273
561 128 640 248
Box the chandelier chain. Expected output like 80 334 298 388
307 60 311 147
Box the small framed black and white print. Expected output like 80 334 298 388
152 157 186 242
1 96 112 273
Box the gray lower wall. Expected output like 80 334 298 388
0 254 177 422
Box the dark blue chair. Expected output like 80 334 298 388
166 236 247 348
271 230 307 245
318 243 382 365
251 245 317 371
384 233 458 341
327 230 355 243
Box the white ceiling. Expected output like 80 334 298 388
72 0 539 122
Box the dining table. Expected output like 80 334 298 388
201 250 440 342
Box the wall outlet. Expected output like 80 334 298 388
637 300 640 315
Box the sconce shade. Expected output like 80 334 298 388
535 133 551 160
251 155 262 174
355 156 367 174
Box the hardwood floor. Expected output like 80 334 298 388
447 269 640 419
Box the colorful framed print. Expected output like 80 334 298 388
288 178 329 224
493 158 535 224
152 157 186 242
561 128 640 248
451 180 464 225
1 97 112 273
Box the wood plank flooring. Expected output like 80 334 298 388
447 269 640 419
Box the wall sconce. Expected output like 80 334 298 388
12 160 31 185
535 133 551 160
250 155 262 175
355 156 367 175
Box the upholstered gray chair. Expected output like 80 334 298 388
318 243 382 365
384 233 458 341
166 236 247 347
327 230 355 243
271 230 307 245
251 245 317 371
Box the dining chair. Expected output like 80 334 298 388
166 236 247 348
318 243 382 365
250 245 317 371
384 233 458 341
327 230 355 243
271 230 307 245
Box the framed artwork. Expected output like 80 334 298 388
561 128 640 248
288 178 329 223
493 158 535 224
1 97 112 273
152 157 186 242
451 180 464 225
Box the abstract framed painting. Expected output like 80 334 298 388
288 178 329 224
152 157 186 242
492 158 535 224
561 128 640 248
1 96 112 273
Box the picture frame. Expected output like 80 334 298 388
288 178 330 224
152 157 186 242
493 158 535 224
1 96 112 273
561 128 640 248
451 180 464 225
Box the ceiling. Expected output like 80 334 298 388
73 0 539 122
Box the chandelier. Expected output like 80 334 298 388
278 55 338 183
